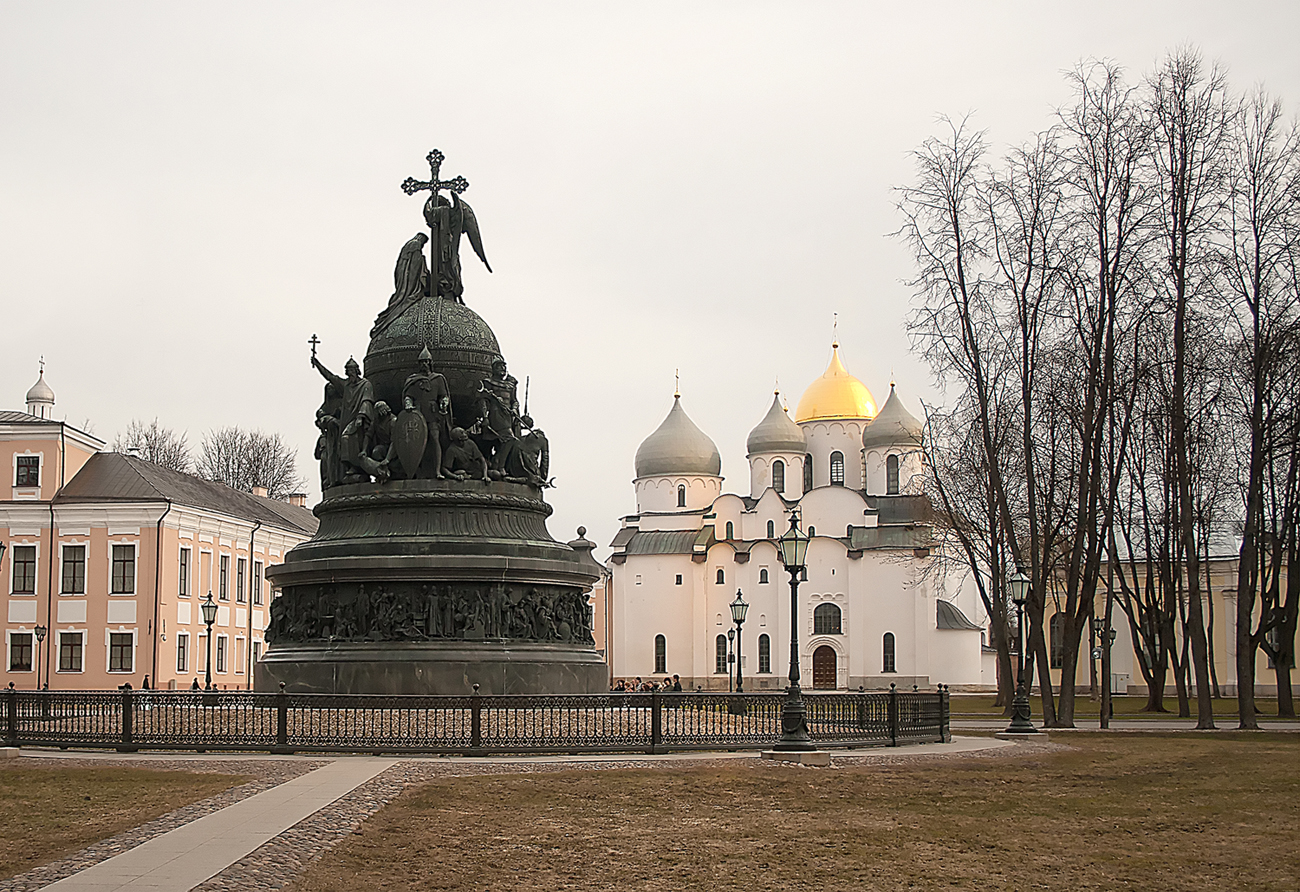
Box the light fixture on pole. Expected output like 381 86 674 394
731 590 748 694
727 628 736 692
774 509 814 750
33 624 46 690
201 591 219 692
1004 569 1037 734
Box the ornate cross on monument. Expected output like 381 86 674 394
308 333 320 366
401 149 469 297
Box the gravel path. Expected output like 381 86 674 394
0 758 329 892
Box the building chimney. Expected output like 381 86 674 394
252 485 269 499
287 492 307 508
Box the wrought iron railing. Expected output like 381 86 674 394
3 682 950 755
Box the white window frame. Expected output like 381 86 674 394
178 546 191 598
176 631 190 673
9 541 39 596
106 629 136 674
57 630 85 674
109 542 137 595
234 635 246 674
7 630 35 673
59 542 88 595
13 451 41 489
215 634 228 673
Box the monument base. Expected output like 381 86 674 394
254 640 609 695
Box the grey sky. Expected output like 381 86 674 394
3 2 1298 556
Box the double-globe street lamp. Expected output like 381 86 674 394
774 509 815 751
1004 569 1038 734
201 591 219 691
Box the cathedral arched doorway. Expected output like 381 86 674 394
812 645 838 690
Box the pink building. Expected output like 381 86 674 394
1 369 316 691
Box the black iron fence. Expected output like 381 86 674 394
3 683 950 755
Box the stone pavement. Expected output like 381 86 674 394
18 737 1013 892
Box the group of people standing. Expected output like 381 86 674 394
612 676 683 692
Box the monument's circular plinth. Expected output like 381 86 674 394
256 640 607 695
258 479 605 695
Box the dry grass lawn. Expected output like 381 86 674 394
0 763 243 879
290 734 1300 892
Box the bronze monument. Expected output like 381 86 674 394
257 150 604 695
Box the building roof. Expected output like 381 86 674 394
0 410 50 424
54 453 318 535
746 392 807 456
795 343 878 423
634 396 722 478
937 599 982 631
862 384 924 449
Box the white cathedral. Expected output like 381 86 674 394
607 342 990 691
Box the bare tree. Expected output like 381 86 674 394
1146 48 1235 729
112 418 192 472
1224 89 1300 725
196 427 305 499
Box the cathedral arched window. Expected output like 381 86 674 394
766 519 775 538
1050 612 1066 668
677 485 686 507
654 634 666 673
715 568 725 585
758 634 771 673
804 454 813 492
725 521 734 539
813 603 842 635
883 632 896 673
759 568 769 584
772 460 785 493
887 454 900 494
830 452 845 486
715 634 728 674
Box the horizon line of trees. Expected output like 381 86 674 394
112 418 305 500
898 48 1299 729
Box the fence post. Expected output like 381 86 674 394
118 683 137 753
940 685 951 743
887 683 898 747
5 682 16 747
470 683 482 752
649 689 663 754
272 682 291 754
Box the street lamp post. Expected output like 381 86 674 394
727 628 736 692
33 625 46 690
1005 569 1037 734
731 590 748 694
1094 618 1116 728
201 591 218 691
774 509 814 750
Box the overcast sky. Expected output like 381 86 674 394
3 2 1298 556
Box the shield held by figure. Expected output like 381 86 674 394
393 409 428 478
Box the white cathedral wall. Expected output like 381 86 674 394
747 453 805 500
799 420 866 490
634 475 723 514
863 446 924 495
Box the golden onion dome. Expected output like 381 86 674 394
795 343 878 423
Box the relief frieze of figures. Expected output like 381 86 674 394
266 581 594 646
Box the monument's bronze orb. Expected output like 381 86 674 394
365 296 502 424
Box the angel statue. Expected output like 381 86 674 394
425 191 490 303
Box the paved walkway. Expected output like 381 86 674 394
951 717 1300 732
25 737 1011 891
39 758 395 892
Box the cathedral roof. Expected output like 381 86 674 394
795 344 878 423
634 396 722 478
861 384 924 449
25 369 55 406
746 392 806 456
